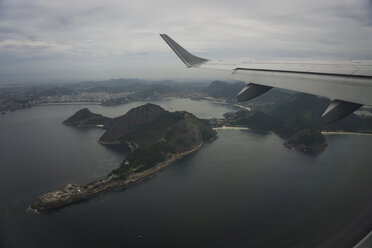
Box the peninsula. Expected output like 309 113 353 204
32 104 216 211
210 94 331 154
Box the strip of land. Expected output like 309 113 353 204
322 131 372 136
31 143 203 212
34 102 100 106
213 126 251 130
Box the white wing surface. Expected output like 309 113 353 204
160 34 372 123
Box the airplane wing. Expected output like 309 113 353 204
160 34 372 123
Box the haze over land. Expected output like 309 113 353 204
2 79 371 155
1 0 372 82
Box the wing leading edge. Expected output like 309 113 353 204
160 34 372 124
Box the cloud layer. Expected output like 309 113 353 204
0 0 372 82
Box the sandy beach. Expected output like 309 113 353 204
322 131 372 137
213 126 251 130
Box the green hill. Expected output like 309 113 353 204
63 108 112 128
203 81 245 99
99 104 216 177
222 92 372 154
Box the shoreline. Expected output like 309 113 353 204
31 142 204 212
34 102 100 106
214 127 372 136
321 131 372 136
198 97 252 111
213 126 251 130
64 123 105 128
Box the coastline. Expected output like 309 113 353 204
34 102 100 106
31 142 204 212
199 97 252 111
64 123 105 128
213 127 372 136
213 126 251 130
322 131 372 136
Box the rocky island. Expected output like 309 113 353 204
63 107 112 128
284 129 328 154
32 104 216 211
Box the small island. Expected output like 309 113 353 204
284 129 328 154
63 107 112 128
32 104 216 211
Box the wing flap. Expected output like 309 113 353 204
322 100 363 124
237 83 272 102
230 69 372 106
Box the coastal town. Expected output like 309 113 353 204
0 81 209 112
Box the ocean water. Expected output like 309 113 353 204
0 98 372 248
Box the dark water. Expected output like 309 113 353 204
1 99 372 248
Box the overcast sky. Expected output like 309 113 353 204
0 0 372 83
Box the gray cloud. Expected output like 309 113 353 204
0 0 372 82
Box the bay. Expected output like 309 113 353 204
0 98 372 248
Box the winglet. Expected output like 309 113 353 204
160 34 208 67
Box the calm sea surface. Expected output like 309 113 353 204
1 98 372 248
